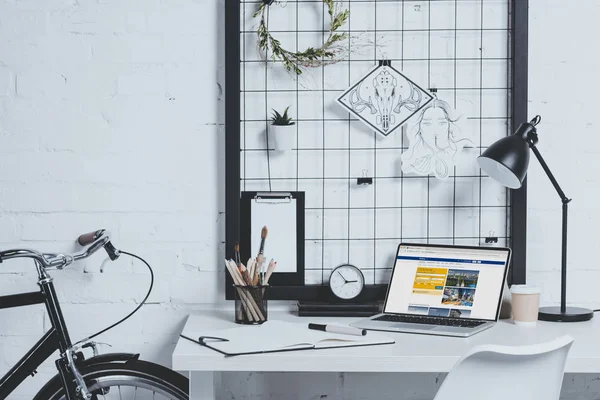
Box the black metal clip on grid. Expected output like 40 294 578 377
254 192 292 203
262 0 275 5
485 231 499 244
357 170 373 186
378 59 391 67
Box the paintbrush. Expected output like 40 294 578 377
234 242 241 270
252 257 262 286
256 226 268 269
258 226 268 255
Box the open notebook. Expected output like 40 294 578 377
181 320 395 357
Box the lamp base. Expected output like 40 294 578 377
538 306 594 322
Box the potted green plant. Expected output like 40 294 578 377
269 106 296 151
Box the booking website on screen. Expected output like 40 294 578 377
385 245 509 320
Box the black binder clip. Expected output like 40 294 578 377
378 59 391 67
262 0 275 5
485 231 498 244
357 170 373 186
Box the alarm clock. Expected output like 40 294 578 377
329 264 365 300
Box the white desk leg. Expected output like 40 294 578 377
189 371 216 400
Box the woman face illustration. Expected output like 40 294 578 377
419 107 450 150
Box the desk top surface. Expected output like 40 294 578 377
172 311 600 373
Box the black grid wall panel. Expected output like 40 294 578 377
239 0 512 286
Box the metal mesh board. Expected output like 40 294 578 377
236 0 515 288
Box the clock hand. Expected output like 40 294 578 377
346 280 358 283
337 271 348 283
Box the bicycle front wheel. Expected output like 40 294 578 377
34 359 189 400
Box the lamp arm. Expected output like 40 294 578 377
530 145 570 204
530 144 570 313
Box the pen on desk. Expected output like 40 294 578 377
308 323 367 337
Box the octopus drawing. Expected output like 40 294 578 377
401 98 474 179
337 64 433 137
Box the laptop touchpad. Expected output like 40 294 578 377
396 324 436 330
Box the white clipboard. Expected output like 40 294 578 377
240 192 305 286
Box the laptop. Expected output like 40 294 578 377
351 243 511 338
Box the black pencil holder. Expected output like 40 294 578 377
233 285 268 324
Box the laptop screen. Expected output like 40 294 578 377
384 244 511 321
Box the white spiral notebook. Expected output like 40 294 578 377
180 320 395 357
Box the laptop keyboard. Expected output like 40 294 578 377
373 314 486 328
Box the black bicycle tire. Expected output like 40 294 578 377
33 359 189 400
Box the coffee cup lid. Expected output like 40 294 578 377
510 285 541 295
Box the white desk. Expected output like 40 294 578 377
173 311 600 399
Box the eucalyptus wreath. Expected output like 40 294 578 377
254 0 350 75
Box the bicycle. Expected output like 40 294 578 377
0 230 189 399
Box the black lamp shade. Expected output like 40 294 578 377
477 134 531 189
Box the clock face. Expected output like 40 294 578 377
329 264 365 300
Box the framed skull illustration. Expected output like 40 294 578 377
337 61 434 137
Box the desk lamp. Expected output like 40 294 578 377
477 115 593 322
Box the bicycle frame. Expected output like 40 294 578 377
0 270 79 399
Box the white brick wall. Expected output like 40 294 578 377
0 0 598 399
0 0 226 398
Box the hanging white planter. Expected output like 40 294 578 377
269 124 296 152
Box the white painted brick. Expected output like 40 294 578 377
57 303 193 351
52 269 170 304
19 213 116 241
0 307 45 336
0 273 39 296
118 213 219 243
15 0 77 10
16 69 67 99
181 246 222 272
146 2 219 36
0 67 13 97
55 6 146 35
0 97 49 150
0 182 210 213
0 9 49 37
168 270 221 304
117 70 167 96
2 36 91 72
0 215 23 242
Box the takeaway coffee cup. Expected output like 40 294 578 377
510 285 541 326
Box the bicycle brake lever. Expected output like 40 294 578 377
103 241 120 261
82 341 112 357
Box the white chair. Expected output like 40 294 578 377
433 335 574 400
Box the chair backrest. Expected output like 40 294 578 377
434 335 574 400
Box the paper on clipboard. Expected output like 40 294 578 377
250 197 297 273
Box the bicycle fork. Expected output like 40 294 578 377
38 266 92 400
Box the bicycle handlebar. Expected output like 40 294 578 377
77 231 100 246
0 229 118 270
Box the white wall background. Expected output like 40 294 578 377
0 0 599 399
